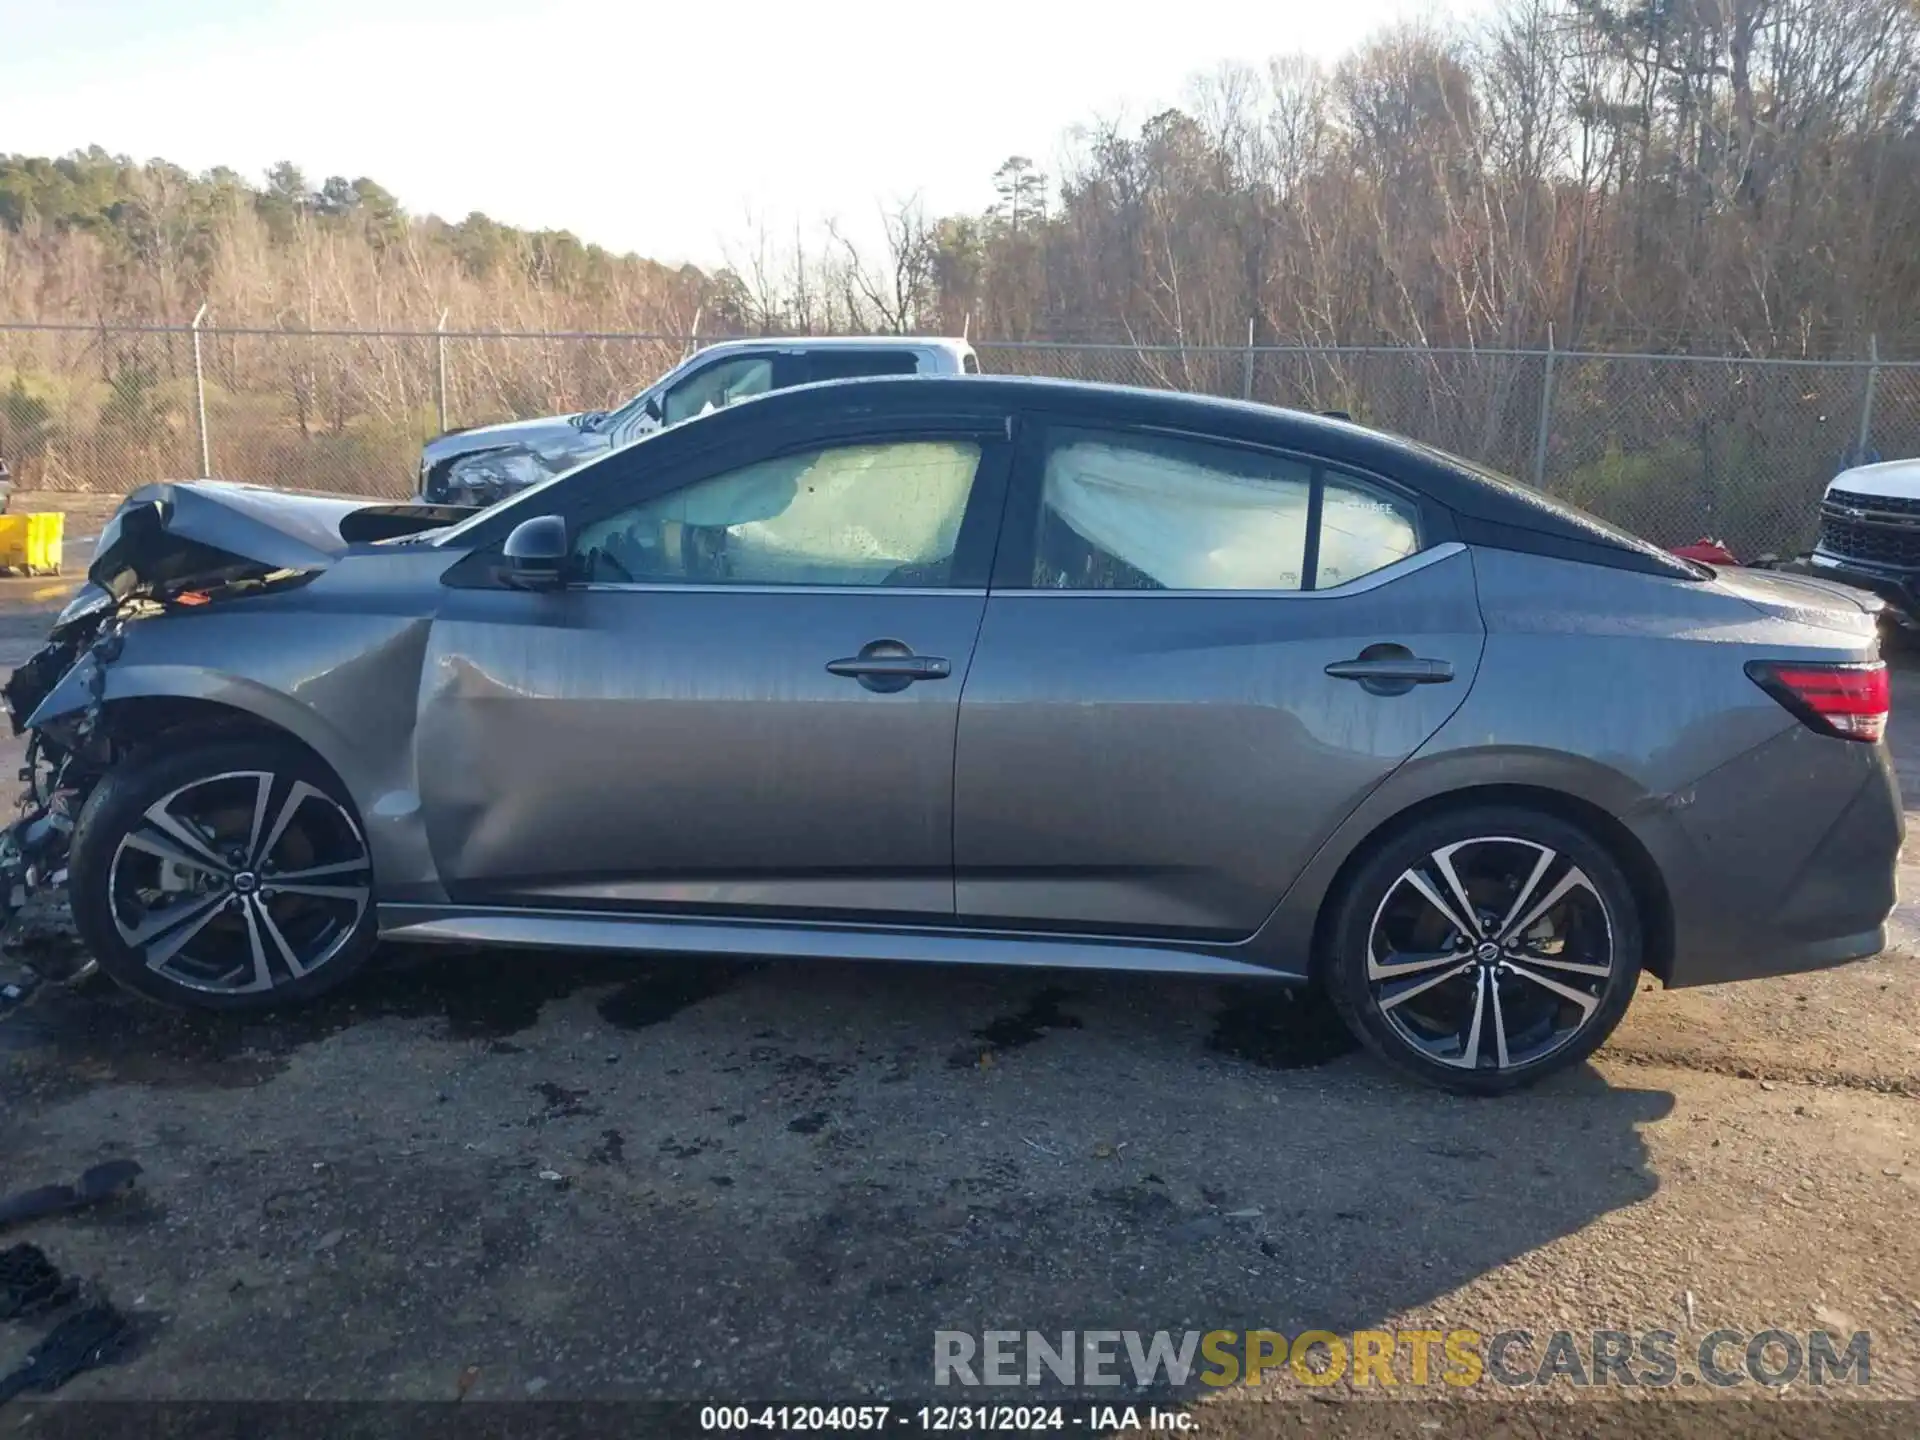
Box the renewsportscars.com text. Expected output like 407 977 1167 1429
933 1327 1871 1390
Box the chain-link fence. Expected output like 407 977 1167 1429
3 321 1916 557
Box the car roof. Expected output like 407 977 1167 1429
701 373 1697 577
692 335 973 359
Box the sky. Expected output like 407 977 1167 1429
0 0 1484 268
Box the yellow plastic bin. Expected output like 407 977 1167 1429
0 513 63 576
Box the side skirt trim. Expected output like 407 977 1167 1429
376 904 1298 980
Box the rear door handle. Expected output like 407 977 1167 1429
827 655 951 681
1324 657 1454 684
827 639 950 693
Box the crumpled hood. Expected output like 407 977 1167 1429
90 480 467 599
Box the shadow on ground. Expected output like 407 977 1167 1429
0 950 1672 1400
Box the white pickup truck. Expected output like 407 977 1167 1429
417 335 979 505
1806 456 1920 632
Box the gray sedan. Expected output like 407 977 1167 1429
0 376 1901 1092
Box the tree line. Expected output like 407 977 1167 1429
5 1 1918 359
1 0 1917 518
716 0 1920 359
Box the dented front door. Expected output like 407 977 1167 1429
412 423 1011 921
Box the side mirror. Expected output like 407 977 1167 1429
502 514 569 591
642 395 664 423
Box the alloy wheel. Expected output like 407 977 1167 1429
1364 836 1616 1073
107 770 371 995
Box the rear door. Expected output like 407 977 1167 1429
953 417 1485 939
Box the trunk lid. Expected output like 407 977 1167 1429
1709 564 1883 637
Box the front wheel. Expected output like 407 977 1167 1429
68 738 378 1010
1323 806 1643 1094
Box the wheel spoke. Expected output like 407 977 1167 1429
270 882 370 903
1497 866 1594 946
244 772 275 868
1489 973 1511 1069
253 780 327 870
1437 967 1489 1069
138 894 230 972
1377 960 1475 1012
1430 843 1484 939
142 797 229 871
1513 951 1612 979
1502 959 1601 1020
1367 949 1463 981
234 896 275 993
267 857 368 883
118 889 225 949
252 898 312 979
1494 845 1557 942
1402 869 1480 941
120 826 230 880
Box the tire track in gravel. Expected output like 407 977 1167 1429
1602 1044 1920 1097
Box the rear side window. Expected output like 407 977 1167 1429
1031 427 1420 592
808 351 922 382
1317 474 1422 587
962 352 981 374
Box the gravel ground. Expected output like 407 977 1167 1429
1 552 1918 1433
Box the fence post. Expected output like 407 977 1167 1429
435 309 450 436
190 304 211 478
1531 323 1557 489
1242 316 1256 401
1856 333 1880 459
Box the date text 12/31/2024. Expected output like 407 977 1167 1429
700 1405 1193 1433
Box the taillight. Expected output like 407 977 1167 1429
1745 660 1889 743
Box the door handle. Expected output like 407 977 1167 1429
827 655 951 681
1325 645 1455 697
1323 657 1454 684
827 640 950 693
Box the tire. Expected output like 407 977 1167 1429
68 737 378 1011
1322 805 1643 1095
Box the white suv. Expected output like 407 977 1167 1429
418 336 979 505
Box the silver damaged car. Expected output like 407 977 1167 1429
0 376 1902 1093
417 335 978 505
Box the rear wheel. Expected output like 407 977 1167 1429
69 738 378 1010
1323 805 1642 1094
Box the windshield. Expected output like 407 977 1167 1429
595 384 660 435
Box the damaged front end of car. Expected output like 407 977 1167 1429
0 583 123 927
0 481 464 947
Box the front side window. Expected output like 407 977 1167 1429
661 356 775 425
1032 427 1420 592
574 439 983 588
